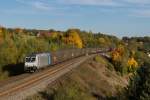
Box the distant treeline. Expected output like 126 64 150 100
123 36 150 52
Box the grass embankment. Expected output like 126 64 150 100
26 55 128 100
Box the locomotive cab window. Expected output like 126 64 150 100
26 57 31 62
31 57 36 62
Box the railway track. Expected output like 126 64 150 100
0 55 95 100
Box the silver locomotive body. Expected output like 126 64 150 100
24 48 101 72
24 53 51 72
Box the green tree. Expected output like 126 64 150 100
127 62 150 100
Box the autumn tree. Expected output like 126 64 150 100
111 44 126 62
0 26 6 44
127 61 150 100
127 57 138 72
63 29 83 48
14 28 24 34
111 44 130 75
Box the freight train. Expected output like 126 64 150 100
24 48 103 72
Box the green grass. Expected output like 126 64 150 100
94 55 106 64
0 71 9 80
94 55 114 71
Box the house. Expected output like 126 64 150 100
36 32 52 37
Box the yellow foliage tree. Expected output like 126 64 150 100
0 28 2 33
127 57 138 70
63 30 83 48
0 27 5 44
0 29 3 44
51 32 58 39
98 37 106 44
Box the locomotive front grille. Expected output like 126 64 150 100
25 66 35 72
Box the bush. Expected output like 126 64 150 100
94 55 114 71
127 61 150 100
94 55 106 64
53 81 95 100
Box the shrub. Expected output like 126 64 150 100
94 55 106 64
53 82 95 100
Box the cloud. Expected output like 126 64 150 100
123 0 150 5
16 0 52 11
15 0 150 10
14 0 150 18
59 0 121 6
31 1 51 10
131 9 150 17
58 0 150 8
58 0 150 17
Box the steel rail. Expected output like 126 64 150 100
0 57 83 97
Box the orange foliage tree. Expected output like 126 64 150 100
111 44 125 62
111 44 139 74
111 44 130 74
14 28 24 34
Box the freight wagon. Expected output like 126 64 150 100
24 48 100 72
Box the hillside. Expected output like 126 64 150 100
26 55 128 100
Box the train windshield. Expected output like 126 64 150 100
26 57 31 62
31 57 36 62
25 57 36 62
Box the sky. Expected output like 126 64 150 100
0 0 150 37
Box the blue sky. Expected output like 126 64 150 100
0 0 150 37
